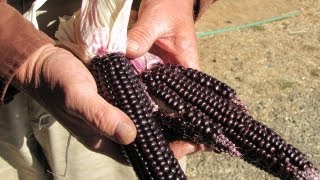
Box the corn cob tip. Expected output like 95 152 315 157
140 64 319 180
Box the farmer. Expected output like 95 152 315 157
0 0 213 179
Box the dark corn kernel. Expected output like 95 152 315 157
141 64 319 180
90 54 185 180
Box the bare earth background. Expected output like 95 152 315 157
186 0 320 179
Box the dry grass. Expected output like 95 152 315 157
187 0 320 179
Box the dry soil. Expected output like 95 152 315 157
186 0 320 179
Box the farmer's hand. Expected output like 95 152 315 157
127 0 200 70
14 44 137 162
127 0 205 159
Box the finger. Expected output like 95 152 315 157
67 89 137 145
169 141 206 159
126 13 165 59
170 35 200 70
155 27 200 70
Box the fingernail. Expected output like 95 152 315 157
193 63 201 70
127 40 140 52
114 121 135 145
187 62 201 70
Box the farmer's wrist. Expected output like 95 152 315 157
14 44 56 88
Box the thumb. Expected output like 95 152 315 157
73 90 137 145
126 16 163 58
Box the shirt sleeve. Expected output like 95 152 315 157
0 2 55 105
194 0 215 21
131 0 215 21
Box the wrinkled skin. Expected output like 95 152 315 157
14 0 203 160
127 0 205 158
15 45 136 163
127 0 200 70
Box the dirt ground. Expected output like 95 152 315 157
186 0 320 179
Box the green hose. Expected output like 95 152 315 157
196 10 301 38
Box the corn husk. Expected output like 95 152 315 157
55 0 133 65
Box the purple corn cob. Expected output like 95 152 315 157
153 110 240 157
140 64 320 180
89 53 186 180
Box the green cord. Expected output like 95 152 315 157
196 10 301 37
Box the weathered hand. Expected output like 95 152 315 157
14 44 137 162
127 0 205 159
127 0 200 70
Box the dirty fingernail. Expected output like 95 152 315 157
114 121 136 145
